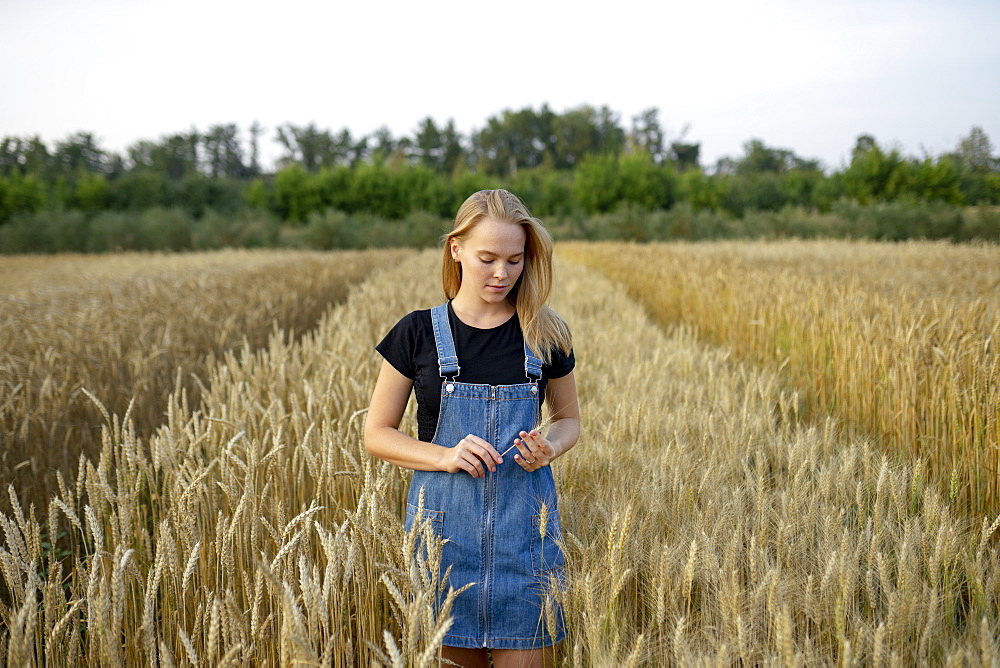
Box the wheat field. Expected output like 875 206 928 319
562 240 1000 515
0 249 410 513
1 244 998 665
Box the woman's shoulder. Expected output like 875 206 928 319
380 308 434 347
391 305 439 329
376 308 438 377
544 343 575 379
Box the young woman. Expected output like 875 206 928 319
365 189 580 667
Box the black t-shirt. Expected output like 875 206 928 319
376 302 575 443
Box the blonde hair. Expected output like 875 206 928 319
442 189 572 363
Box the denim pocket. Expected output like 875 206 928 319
405 503 445 539
529 510 565 576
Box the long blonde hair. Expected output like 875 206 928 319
442 189 572 362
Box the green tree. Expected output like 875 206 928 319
630 108 666 165
439 120 465 174
957 126 994 173
678 168 721 211
248 121 264 177
618 151 676 210
371 126 397 164
0 173 48 222
738 139 792 174
276 123 340 171
911 156 962 204
245 178 269 210
0 136 52 178
352 162 406 218
552 106 600 169
953 127 997 204
313 166 355 212
840 135 910 203
273 164 322 222
110 170 167 209
414 117 443 170
670 142 701 171
178 171 210 215
202 124 246 178
572 153 620 213
73 172 111 211
345 130 369 167
413 118 466 174
474 107 551 175
52 132 112 176
399 166 450 216
595 105 625 156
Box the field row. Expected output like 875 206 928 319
562 240 1000 514
0 249 411 512
1 246 998 664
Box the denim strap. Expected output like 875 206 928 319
524 341 542 380
431 303 460 379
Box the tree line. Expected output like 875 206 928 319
1 106 997 247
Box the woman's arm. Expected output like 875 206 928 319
364 360 503 478
542 371 580 457
511 371 580 468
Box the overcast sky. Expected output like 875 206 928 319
2 0 998 172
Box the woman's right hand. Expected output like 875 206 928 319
438 434 503 478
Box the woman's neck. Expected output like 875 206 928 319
450 292 516 329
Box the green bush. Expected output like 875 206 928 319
605 202 666 242
662 203 728 240
832 199 963 240
957 206 1000 241
2 199 992 255
0 209 88 254
403 211 450 248
729 207 846 239
0 173 49 223
86 208 193 252
86 210 136 252
137 208 192 251
235 211 282 248
192 209 281 249
109 171 168 210
294 209 352 250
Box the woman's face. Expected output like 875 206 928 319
452 217 526 306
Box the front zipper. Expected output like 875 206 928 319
482 385 497 647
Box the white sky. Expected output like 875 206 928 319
2 0 998 172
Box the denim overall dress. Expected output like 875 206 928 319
404 304 566 649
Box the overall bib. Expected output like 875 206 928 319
404 303 566 650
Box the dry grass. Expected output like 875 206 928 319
561 239 1000 515
0 245 997 664
0 249 410 512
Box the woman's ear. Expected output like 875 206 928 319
450 239 460 261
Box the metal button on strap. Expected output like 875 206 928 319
446 383 455 393
530 386 538 395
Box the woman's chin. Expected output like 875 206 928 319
482 289 510 302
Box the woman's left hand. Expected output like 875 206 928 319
512 429 554 471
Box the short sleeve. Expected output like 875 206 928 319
375 311 421 379
544 346 575 380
